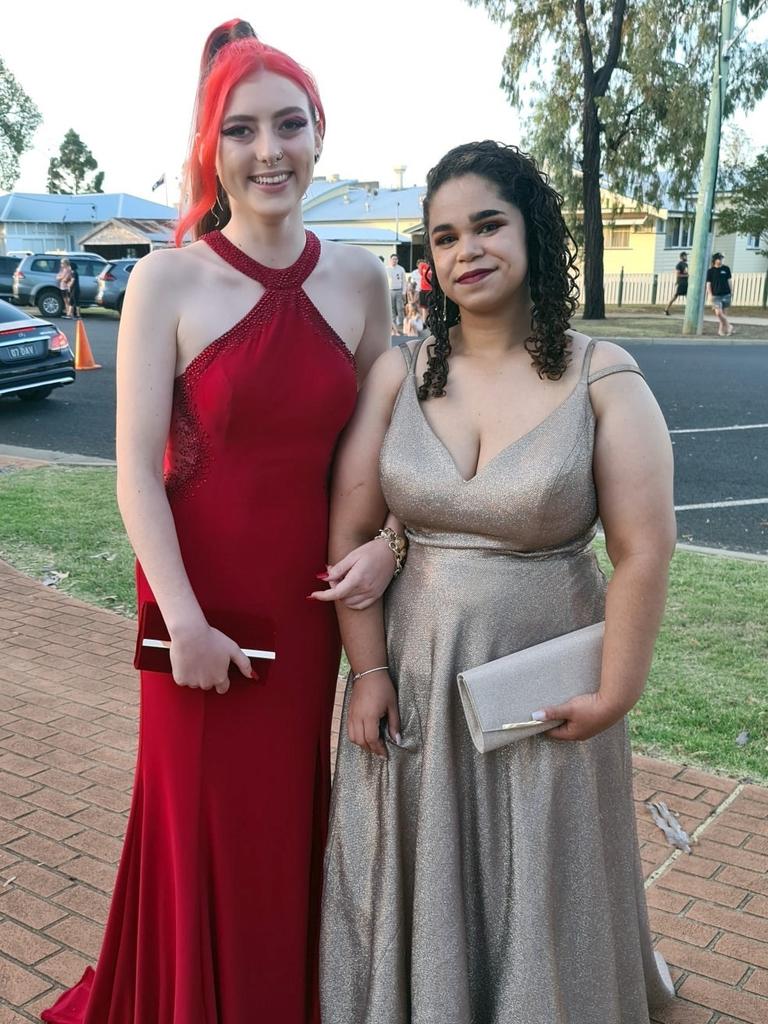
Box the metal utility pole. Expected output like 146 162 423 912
683 0 737 336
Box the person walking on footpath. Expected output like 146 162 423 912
42 18 399 1024
385 253 407 334
318 140 676 1024
664 251 688 315
706 252 734 336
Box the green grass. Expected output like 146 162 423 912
0 467 135 615
0 467 766 782
579 315 768 340
594 541 768 783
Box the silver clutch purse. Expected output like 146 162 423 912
457 621 605 753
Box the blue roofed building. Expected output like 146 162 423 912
0 193 178 258
0 181 431 265
302 178 426 266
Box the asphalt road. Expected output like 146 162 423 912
0 315 766 554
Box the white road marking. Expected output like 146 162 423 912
670 423 768 434
675 498 768 511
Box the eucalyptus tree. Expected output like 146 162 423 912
468 1 768 317
0 56 42 191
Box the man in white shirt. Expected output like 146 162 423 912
385 254 407 334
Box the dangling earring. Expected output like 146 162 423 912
212 183 228 228
443 291 447 321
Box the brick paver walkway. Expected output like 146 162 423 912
1 558 767 1023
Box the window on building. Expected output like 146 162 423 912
746 233 762 250
666 217 694 249
605 227 631 248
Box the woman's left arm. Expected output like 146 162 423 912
541 347 676 740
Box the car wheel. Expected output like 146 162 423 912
18 387 53 402
116 295 124 317
38 291 64 318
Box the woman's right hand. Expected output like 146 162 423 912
168 623 254 694
347 671 401 758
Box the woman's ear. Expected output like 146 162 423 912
314 125 323 165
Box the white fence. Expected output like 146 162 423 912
602 271 767 307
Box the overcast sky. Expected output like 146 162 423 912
3 1 767 203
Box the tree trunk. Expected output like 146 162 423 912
581 92 606 319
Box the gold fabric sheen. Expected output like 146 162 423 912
320 338 674 1023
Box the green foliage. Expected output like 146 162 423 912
0 468 135 615
0 56 42 190
0 467 764 780
47 129 105 195
718 147 768 251
718 123 755 191
467 1 768 216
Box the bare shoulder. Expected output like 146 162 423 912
362 343 412 402
322 239 386 285
128 242 211 294
588 338 639 374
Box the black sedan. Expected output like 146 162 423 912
0 298 75 401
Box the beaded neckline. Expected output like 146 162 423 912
202 229 321 290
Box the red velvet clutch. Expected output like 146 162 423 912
133 601 276 682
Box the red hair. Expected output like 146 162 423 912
175 20 325 246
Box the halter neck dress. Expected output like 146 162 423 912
321 336 675 1024
43 230 357 1024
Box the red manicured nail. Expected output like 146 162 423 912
306 594 315 600
315 572 330 580
250 670 259 681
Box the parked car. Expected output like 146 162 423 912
0 256 20 300
0 298 75 401
96 258 138 314
12 252 107 318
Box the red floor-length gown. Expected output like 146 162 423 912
42 230 357 1024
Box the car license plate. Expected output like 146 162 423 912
1 341 43 363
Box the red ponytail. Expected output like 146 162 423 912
175 20 325 246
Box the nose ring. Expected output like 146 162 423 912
265 150 285 168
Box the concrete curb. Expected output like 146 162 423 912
0 445 115 467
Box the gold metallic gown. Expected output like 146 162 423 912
320 337 675 1024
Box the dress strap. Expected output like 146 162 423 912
577 337 597 383
588 364 645 384
201 229 321 290
397 338 426 377
397 342 414 372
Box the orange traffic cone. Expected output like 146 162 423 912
74 319 101 370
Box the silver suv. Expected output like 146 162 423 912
13 252 107 318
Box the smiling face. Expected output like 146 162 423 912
216 70 321 222
427 174 529 317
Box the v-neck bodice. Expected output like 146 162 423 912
202 229 321 290
379 337 640 556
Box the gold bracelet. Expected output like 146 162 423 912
351 665 389 683
375 527 408 577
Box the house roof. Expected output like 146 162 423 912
302 178 357 210
0 192 177 224
304 185 425 223
310 225 402 244
78 218 175 246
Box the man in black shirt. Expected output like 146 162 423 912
705 252 733 336
665 251 688 315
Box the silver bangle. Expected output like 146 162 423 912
350 665 389 684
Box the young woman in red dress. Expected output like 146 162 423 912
42 19 397 1024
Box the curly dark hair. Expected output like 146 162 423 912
418 141 580 400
